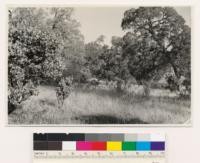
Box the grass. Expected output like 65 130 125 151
8 85 191 125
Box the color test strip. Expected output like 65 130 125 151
34 133 165 151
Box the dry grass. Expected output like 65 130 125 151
8 85 191 125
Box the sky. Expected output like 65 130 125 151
73 7 191 45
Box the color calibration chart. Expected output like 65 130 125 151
33 133 166 163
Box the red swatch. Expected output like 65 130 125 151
92 142 107 150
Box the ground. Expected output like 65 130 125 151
8 85 191 125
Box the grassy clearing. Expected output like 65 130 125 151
8 85 191 125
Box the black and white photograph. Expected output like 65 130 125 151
8 6 191 125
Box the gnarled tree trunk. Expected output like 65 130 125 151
141 80 151 97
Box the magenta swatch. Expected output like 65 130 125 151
76 141 93 150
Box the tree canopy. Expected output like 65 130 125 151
8 8 84 111
121 7 191 83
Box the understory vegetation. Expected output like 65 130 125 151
8 86 190 124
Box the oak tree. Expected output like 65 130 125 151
121 7 191 95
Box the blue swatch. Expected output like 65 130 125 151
136 142 151 151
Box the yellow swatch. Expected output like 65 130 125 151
107 141 122 151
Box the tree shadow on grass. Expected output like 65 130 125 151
74 114 148 124
80 88 120 98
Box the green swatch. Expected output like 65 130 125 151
122 142 136 151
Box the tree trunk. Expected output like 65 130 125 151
8 101 17 114
170 62 180 79
116 80 124 93
141 80 151 97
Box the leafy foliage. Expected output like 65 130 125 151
8 8 83 112
49 8 85 81
120 7 191 95
121 7 191 82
